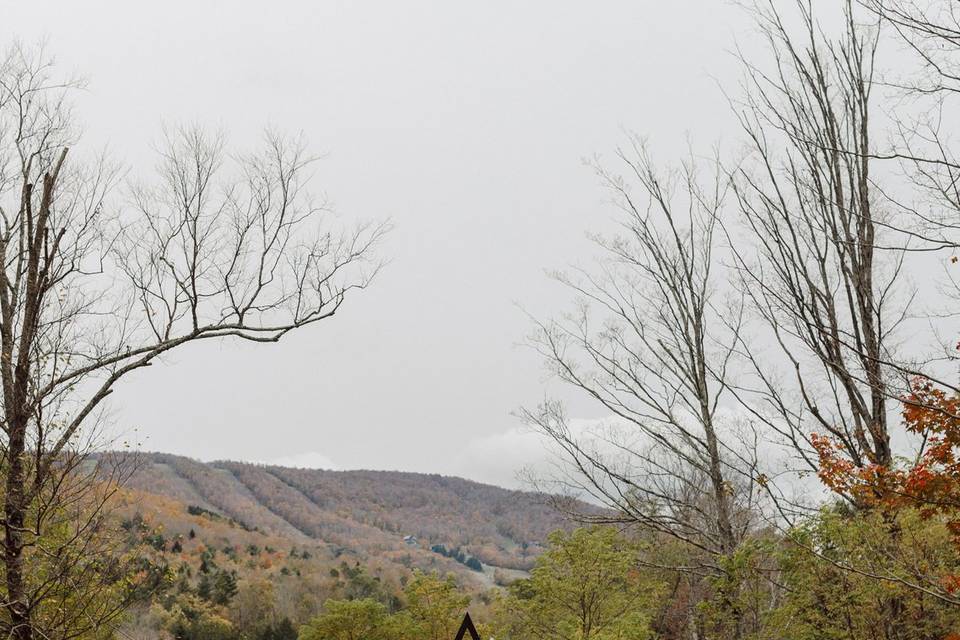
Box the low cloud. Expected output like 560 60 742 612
448 417 620 490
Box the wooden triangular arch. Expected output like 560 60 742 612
454 612 480 640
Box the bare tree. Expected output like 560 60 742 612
724 0 908 486
524 138 761 561
525 1 960 636
524 3 919 636
862 0 960 99
857 0 960 354
872 0 960 254
0 43 385 640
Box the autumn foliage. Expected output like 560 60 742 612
815 379 960 523
814 377 960 597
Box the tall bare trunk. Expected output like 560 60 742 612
4 419 31 640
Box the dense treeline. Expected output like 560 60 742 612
117 453 574 575
95 498 960 639
111 493 430 639
99 479 556 638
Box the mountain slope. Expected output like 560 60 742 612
117 452 576 582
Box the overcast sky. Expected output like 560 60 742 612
1 1 769 487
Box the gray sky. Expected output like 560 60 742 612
2 1 759 487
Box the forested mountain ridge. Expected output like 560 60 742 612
115 452 576 577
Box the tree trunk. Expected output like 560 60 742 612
4 418 31 640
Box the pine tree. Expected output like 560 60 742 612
197 574 212 601
213 571 238 605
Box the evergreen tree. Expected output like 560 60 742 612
212 571 238 606
197 574 212 601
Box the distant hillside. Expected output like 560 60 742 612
113 452 580 584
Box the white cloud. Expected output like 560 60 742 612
450 425 550 489
450 407 809 499
448 417 622 490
